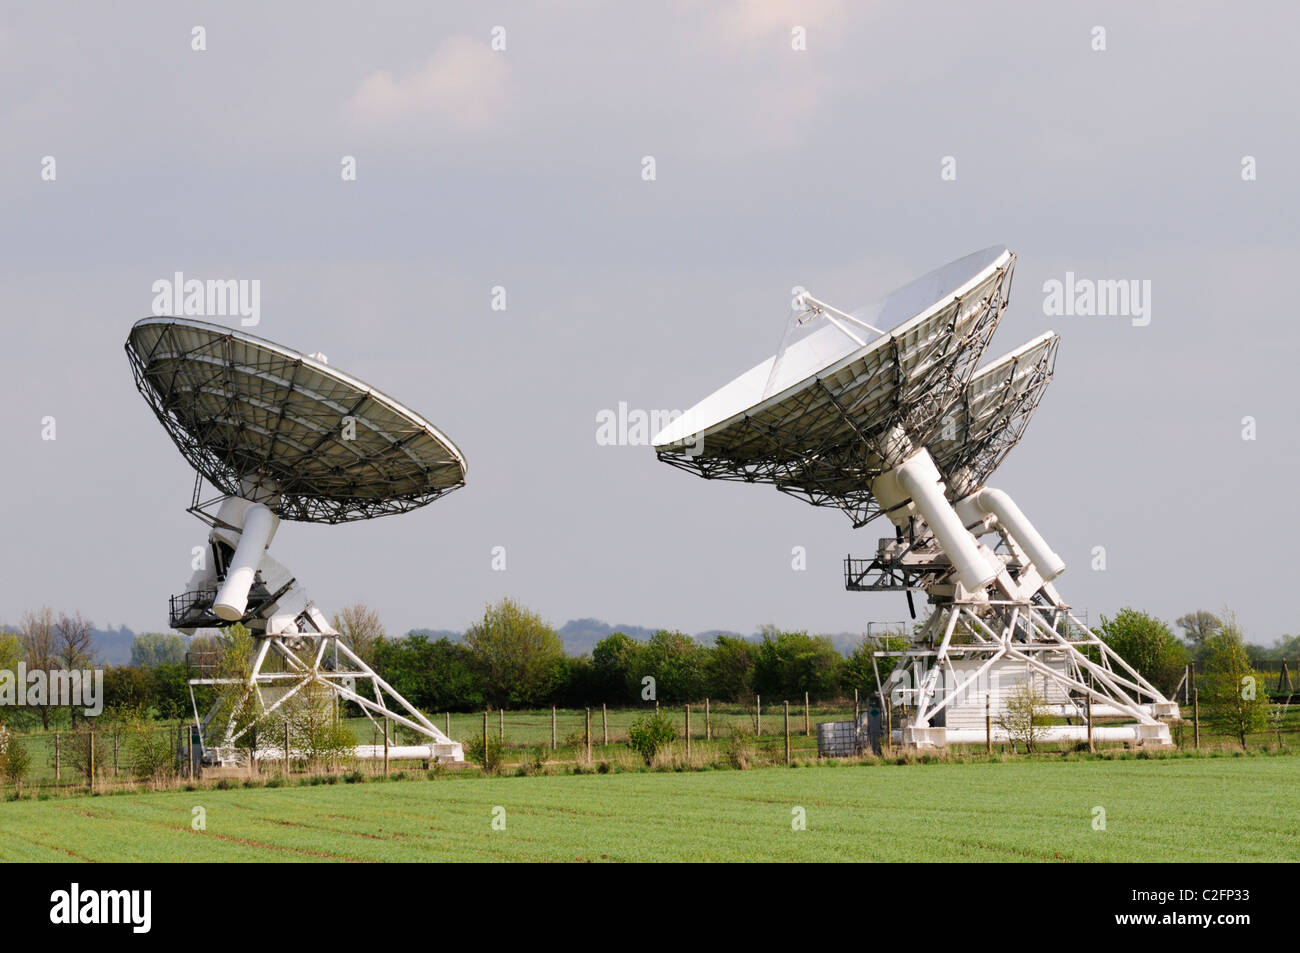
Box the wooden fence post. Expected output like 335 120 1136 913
854 688 860 725
784 701 791 765
445 712 450 737
985 694 992 756
756 695 761 736
602 703 608 745
550 705 556 750
804 691 810 736
1193 689 1200 749
685 705 691 758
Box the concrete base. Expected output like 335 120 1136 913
1134 723 1174 747
897 723 1174 748
900 726 947 748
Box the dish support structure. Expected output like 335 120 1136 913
171 485 464 765
848 439 1178 748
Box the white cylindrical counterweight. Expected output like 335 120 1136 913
213 502 275 622
896 452 999 594
972 487 1066 582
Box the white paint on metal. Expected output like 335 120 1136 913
213 502 275 621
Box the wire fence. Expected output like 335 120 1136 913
2 691 1297 795
442 693 1300 763
1249 659 1299 697
418 697 851 766
1 723 187 795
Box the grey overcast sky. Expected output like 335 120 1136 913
2 1 1297 645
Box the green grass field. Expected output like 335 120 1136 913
2 754 1297 862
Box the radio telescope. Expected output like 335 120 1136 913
126 317 466 764
654 247 1178 748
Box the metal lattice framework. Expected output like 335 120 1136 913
190 631 464 764
652 247 1179 748
126 317 466 523
931 331 1059 500
656 255 1015 527
874 594 1177 748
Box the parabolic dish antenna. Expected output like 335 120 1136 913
930 330 1059 501
654 246 1014 527
126 317 465 524
126 316 466 765
653 248 1179 750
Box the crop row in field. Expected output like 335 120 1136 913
1 753 1296 862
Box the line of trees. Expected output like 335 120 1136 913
1099 607 1275 745
1098 607 1288 693
368 603 907 713
0 600 1289 746
0 608 98 729
0 599 910 723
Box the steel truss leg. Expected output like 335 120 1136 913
193 632 463 765
901 601 1175 748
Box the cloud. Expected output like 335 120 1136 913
345 35 509 127
696 0 848 57
661 0 850 151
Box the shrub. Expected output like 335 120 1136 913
3 738 31 790
996 684 1051 753
1200 626 1270 748
627 710 677 765
127 723 177 782
277 678 359 770
724 723 755 770
466 735 504 773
